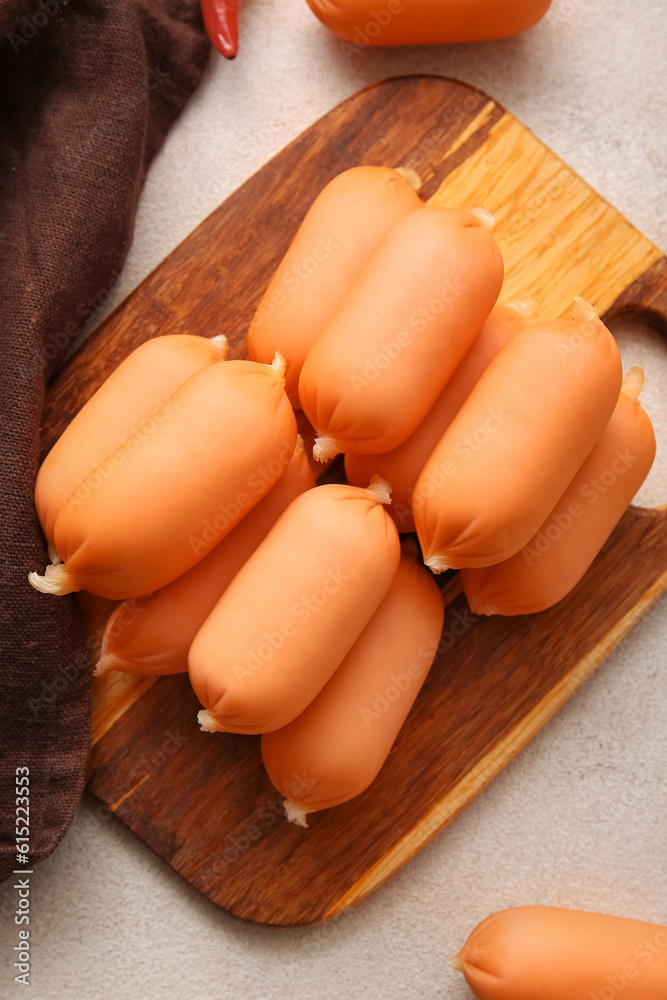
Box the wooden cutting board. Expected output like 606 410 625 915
41 75 667 927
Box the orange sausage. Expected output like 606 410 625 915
29 356 296 600
189 478 400 735
35 333 229 550
450 906 667 1000
95 436 316 676
247 166 422 407
345 302 534 531
461 367 656 614
413 300 623 571
261 540 443 826
299 206 503 461
305 0 552 45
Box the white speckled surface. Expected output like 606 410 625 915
2 1 667 997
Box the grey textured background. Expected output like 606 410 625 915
2 0 666 997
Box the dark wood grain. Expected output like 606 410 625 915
40 75 667 925
604 256 667 338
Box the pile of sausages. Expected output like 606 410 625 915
30 166 655 826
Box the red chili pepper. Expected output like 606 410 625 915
201 0 240 59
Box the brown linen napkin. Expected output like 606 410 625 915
0 0 209 882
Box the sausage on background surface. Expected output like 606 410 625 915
450 905 667 1000
305 0 552 46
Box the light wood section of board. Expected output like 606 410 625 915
77 591 158 748
91 671 157 748
429 111 662 321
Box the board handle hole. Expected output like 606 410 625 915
608 315 667 510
